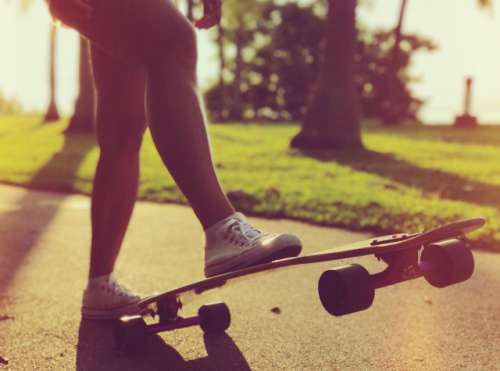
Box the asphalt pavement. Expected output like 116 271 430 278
0 184 499 370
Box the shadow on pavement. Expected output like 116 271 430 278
76 319 251 371
0 132 95 301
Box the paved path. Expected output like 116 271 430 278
0 185 499 370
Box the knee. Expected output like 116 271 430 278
97 116 146 160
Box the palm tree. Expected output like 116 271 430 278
382 0 409 125
291 0 362 149
44 21 60 122
187 0 194 20
10 0 60 122
290 0 492 146
13 0 96 130
65 37 95 133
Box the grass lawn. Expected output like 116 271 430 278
0 115 499 250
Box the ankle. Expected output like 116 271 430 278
88 270 114 282
201 209 236 231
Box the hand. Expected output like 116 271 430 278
47 0 93 26
194 0 222 29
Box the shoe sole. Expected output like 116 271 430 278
81 301 142 320
205 243 302 277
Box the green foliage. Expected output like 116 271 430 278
206 3 436 123
0 115 498 250
221 0 266 29
357 30 436 121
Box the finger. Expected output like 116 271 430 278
195 0 220 29
194 18 210 29
195 15 217 29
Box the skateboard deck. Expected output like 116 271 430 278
140 216 484 309
115 217 485 349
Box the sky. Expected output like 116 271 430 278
1 0 499 123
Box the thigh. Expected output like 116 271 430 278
49 0 191 64
91 44 147 152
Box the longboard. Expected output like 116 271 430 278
114 217 485 349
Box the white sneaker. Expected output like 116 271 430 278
204 212 302 277
81 274 143 320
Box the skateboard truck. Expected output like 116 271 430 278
115 301 231 351
318 238 474 317
152 296 182 323
373 246 421 287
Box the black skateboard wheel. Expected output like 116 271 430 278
114 315 148 351
198 303 231 333
318 264 375 316
421 239 474 288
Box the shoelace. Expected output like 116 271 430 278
223 219 262 248
101 280 134 298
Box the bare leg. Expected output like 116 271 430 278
88 46 147 278
146 73 235 229
59 0 235 279
143 1 235 230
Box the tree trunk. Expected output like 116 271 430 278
66 38 96 133
44 23 60 123
217 24 226 89
393 0 408 68
291 0 362 149
383 0 409 125
187 0 194 21
229 28 244 120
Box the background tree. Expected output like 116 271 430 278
44 22 61 122
207 0 365 147
65 38 95 133
187 0 194 20
382 0 409 125
206 2 434 123
205 0 266 121
10 0 60 122
291 0 361 149
357 30 435 120
11 1 97 130
219 3 324 121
